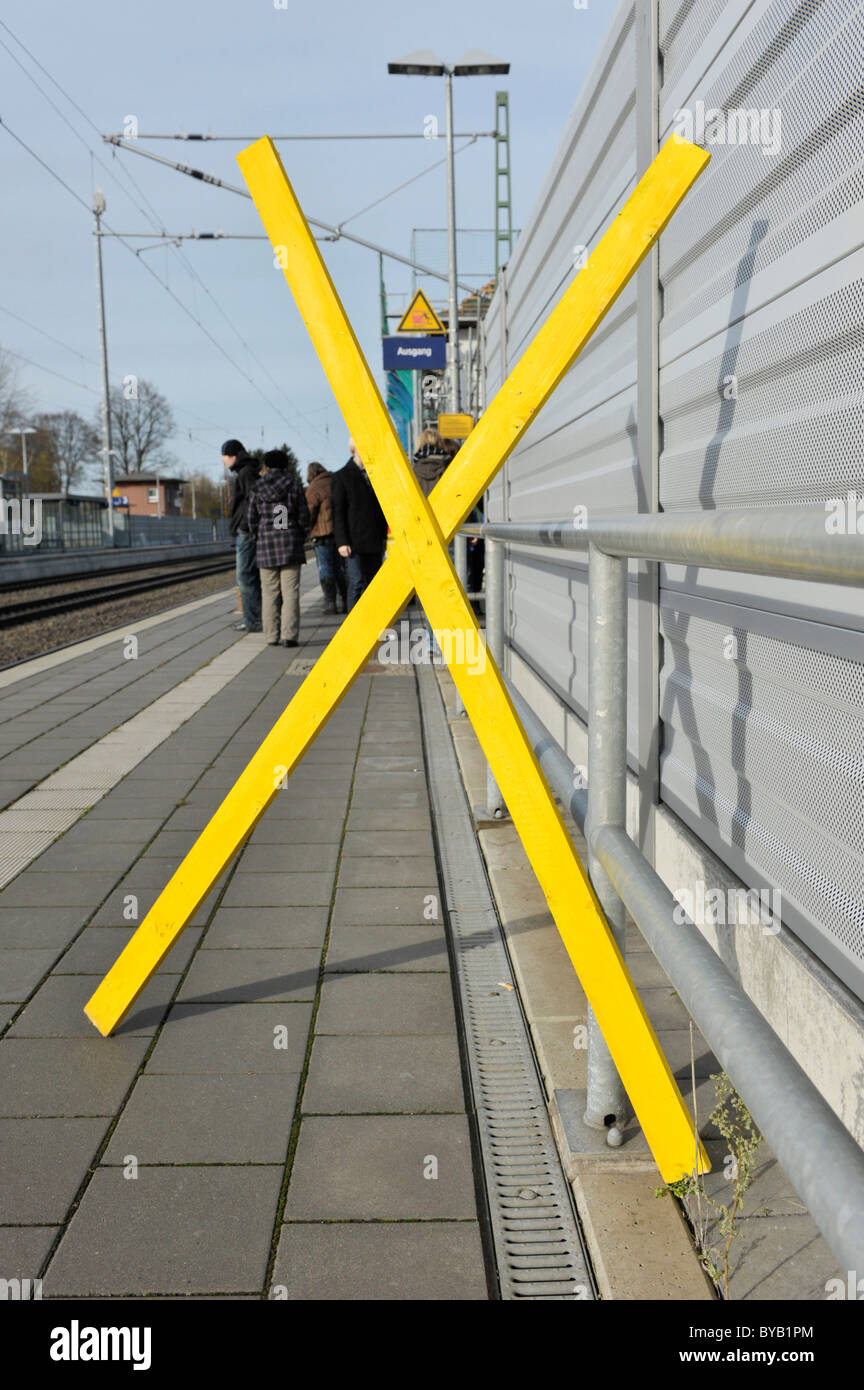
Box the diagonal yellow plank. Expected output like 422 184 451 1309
83 136 709 1182
232 136 709 1181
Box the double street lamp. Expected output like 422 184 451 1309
388 49 509 414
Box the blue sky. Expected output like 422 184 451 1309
0 0 612 479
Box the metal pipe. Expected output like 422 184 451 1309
505 678 864 1271
452 528 468 717
462 509 864 586
444 68 460 413
483 538 506 817
584 543 629 1135
507 686 588 830
592 822 864 1275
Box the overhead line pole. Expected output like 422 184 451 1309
93 189 114 542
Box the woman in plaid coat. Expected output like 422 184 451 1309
246 450 310 647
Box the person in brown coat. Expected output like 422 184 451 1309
305 462 347 614
412 427 452 498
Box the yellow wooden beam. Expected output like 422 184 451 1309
229 135 709 1181
83 134 709 1182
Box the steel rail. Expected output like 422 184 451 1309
0 559 234 628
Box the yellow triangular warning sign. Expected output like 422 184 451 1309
396 289 445 335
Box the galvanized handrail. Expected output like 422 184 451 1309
461 507 864 1274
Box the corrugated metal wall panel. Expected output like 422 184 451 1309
656 0 864 999
490 0 640 751
480 0 864 1001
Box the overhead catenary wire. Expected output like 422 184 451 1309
0 117 323 456
102 136 482 295
104 130 496 141
0 23 332 453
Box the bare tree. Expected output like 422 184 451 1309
106 378 176 473
34 411 101 493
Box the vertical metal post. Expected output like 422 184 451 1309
453 531 469 590
484 536 506 817
635 0 661 862
93 191 115 544
452 528 468 716
584 541 630 1138
444 67 460 413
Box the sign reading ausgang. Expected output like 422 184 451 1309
383 336 446 370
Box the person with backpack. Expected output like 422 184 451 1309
246 449 310 647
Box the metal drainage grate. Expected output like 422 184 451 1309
416 660 595 1301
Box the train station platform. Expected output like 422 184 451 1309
0 572 838 1301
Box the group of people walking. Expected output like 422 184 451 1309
222 426 480 647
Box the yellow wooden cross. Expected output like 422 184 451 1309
84 134 709 1182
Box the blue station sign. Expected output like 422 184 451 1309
382 335 446 370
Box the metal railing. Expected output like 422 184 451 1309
461 507 864 1273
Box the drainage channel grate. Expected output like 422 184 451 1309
416 660 596 1301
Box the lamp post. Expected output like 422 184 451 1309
388 50 509 414
7 427 36 489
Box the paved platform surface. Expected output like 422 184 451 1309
0 577 490 1299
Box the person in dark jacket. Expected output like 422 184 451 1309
412 427 451 498
332 440 388 611
305 462 347 615
246 450 309 647
222 439 262 632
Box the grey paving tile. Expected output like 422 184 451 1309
349 788 429 811
0 1224 57 1276
248 818 342 846
346 807 431 833
203 907 329 949
8 973 177 1039
337 856 437 889
102 1072 300 1165
284 1115 477 1220
43 1165 283 1296
0 949 59 1001
332 886 439 927
0 1003 16 1029
272 1221 487 1300
324 922 448 973
261 795 346 821
0 872 120 908
0 1118 105 1222
316 974 456 1035
56 927 203 976
178 948 320 1004
0 1037 149 1117
239 844 339 875
303 1034 465 1114
65 815 164 839
29 841 143 874
222 873 333 908
341 830 432 858
146 1002 312 1074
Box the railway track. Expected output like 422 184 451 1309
0 557 235 629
